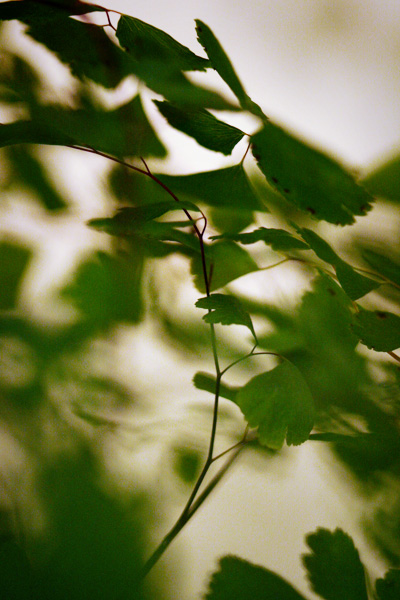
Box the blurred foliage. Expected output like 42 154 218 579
0 2 400 599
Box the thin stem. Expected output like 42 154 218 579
211 425 250 462
388 351 400 364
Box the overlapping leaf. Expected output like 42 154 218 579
195 293 257 343
352 307 400 351
251 123 373 225
302 528 368 600
157 165 265 211
154 101 245 155
297 227 380 300
214 227 309 252
234 361 314 449
204 555 307 600
195 20 265 118
191 240 259 292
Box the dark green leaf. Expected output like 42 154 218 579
234 361 314 449
376 569 400 600
0 540 31 600
362 153 400 203
0 242 32 310
154 101 244 155
173 446 202 484
195 20 265 118
0 0 102 22
309 432 377 443
252 123 373 225
193 372 239 401
361 249 400 287
191 240 259 293
195 293 257 342
204 555 308 600
157 165 265 211
297 228 380 300
27 16 130 89
214 227 309 252
352 307 400 352
302 528 368 600
117 15 209 72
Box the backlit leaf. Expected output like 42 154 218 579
297 227 380 300
193 372 239 401
352 307 400 352
195 293 257 342
157 165 265 211
302 528 368 600
195 20 265 118
204 555 307 600
214 227 309 252
154 101 244 155
234 361 314 449
191 240 259 293
252 123 373 225
376 569 400 600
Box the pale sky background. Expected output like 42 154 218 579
2 1 400 598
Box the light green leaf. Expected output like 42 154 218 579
191 240 259 292
193 372 239 401
376 569 400 600
234 361 314 449
252 123 373 225
297 227 380 300
214 227 309 252
157 165 265 211
195 293 257 342
204 555 308 600
362 153 400 203
195 20 265 118
352 307 400 351
154 101 244 155
302 528 368 600
117 15 209 72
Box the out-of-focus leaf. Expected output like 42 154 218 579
0 0 103 22
352 307 400 352
61 251 143 328
204 555 307 600
302 528 368 600
173 446 202 484
154 101 244 155
157 165 265 211
234 361 314 449
0 242 32 310
376 569 400 600
214 227 309 252
361 249 400 288
193 371 239 401
117 15 209 72
297 227 380 300
195 20 265 119
0 540 31 599
5 146 67 211
362 153 400 203
27 16 130 89
195 294 257 343
191 240 259 293
252 123 373 225
0 96 167 158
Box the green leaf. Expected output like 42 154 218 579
195 293 257 342
234 361 314 449
376 569 400 600
173 446 202 484
204 555 308 600
154 101 244 155
27 16 130 89
157 165 265 211
0 541 31 600
195 20 265 119
0 0 103 22
0 96 167 158
0 242 32 310
214 227 309 252
362 153 400 203
191 240 259 293
117 15 209 72
251 123 373 225
297 227 380 300
193 372 239 402
302 528 368 600
352 307 400 351
361 249 400 287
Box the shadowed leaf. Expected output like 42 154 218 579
376 569 400 600
0 0 103 22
